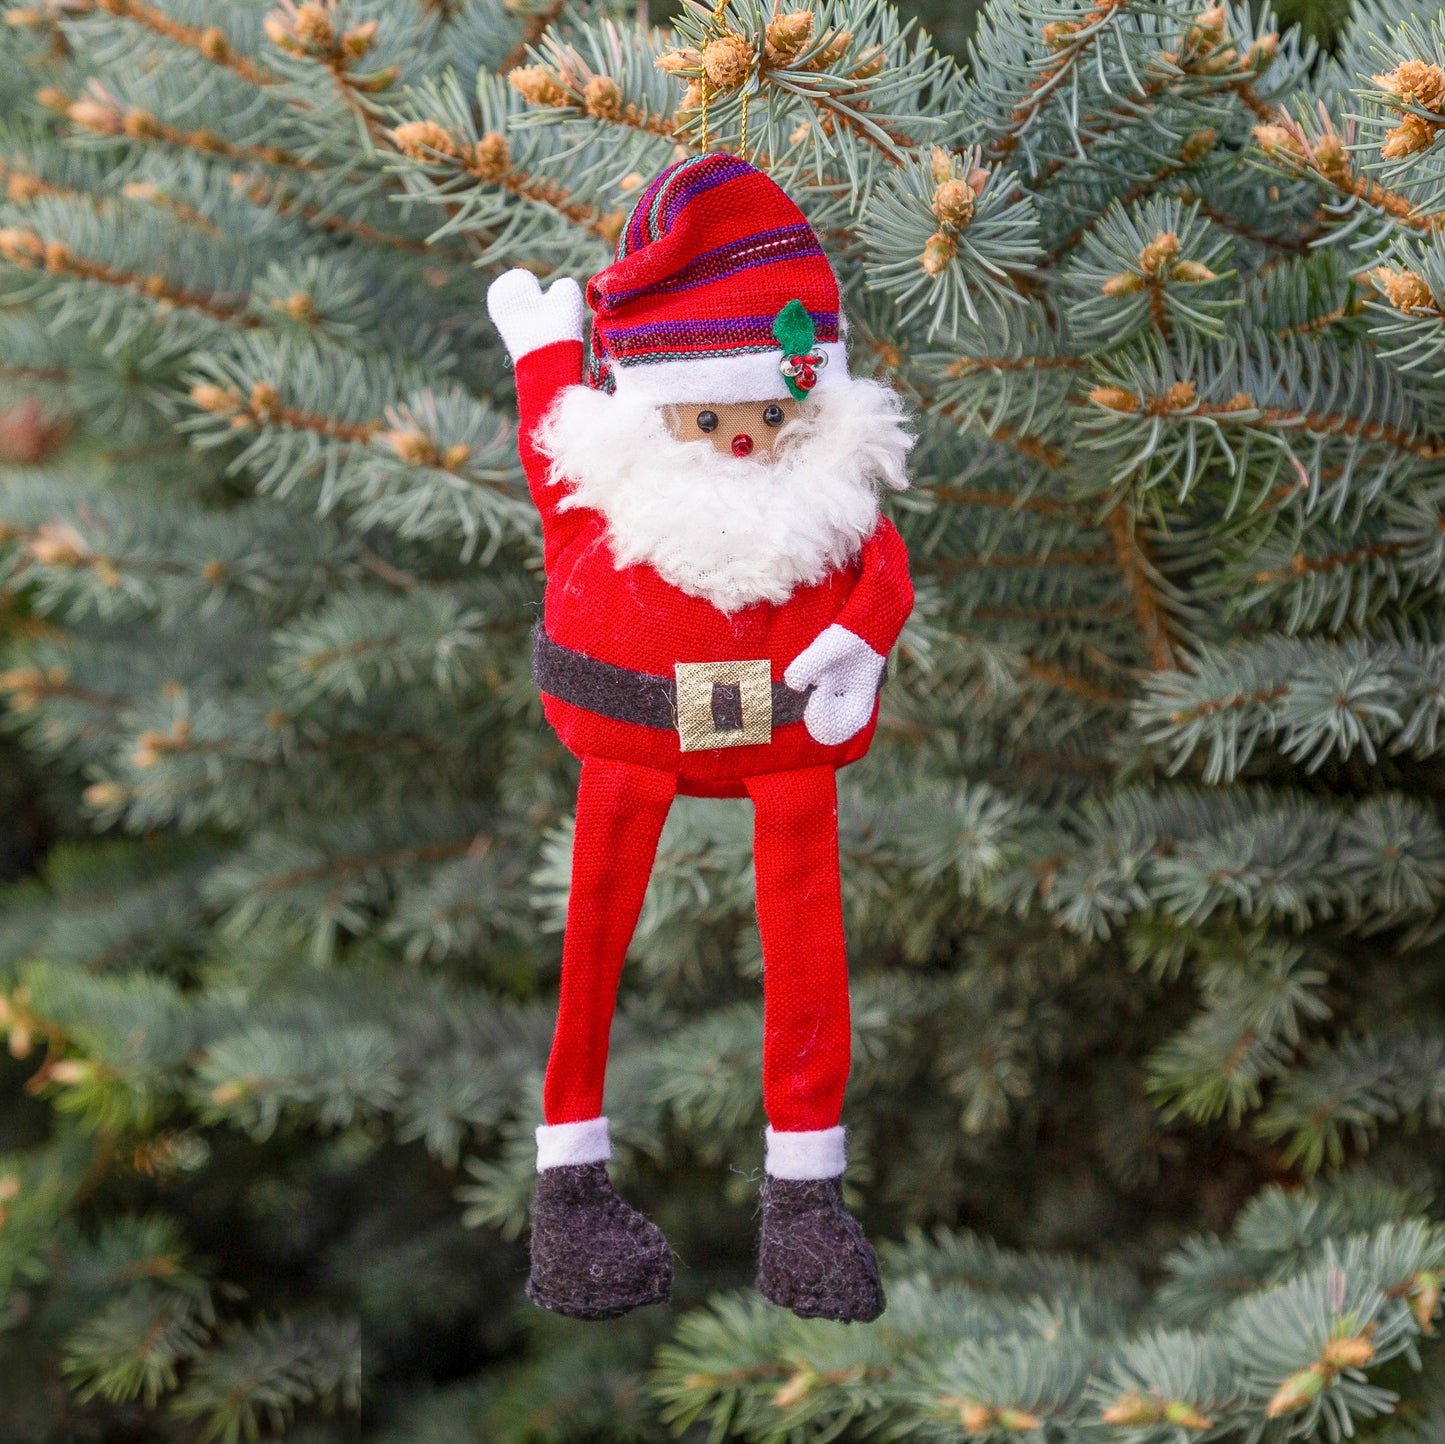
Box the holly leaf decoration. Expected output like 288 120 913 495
772 300 816 400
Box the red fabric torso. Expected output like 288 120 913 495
515 342 913 797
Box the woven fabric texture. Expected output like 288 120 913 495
586 154 840 390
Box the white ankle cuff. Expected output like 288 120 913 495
536 1116 611 1171
765 1126 846 1180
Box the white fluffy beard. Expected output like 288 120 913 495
534 376 913 613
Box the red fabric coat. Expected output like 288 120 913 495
516 340 914 798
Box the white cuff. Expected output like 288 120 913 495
486 269 585 361
536 1116 611 1170
765 1126 846 1180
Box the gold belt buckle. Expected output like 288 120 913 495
674 659 772 752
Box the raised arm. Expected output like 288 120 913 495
486 269 587 560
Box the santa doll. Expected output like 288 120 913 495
485 153 913 1324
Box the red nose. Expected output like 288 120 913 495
731 433 753 457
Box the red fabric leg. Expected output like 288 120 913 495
543 755 677 1125
744 766 852 1133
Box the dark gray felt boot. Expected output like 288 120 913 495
527 1163 673 1320
756 1176 885 1323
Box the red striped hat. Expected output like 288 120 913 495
584 153 848 405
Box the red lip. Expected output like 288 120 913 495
731 434 754 457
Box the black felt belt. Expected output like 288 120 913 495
532 625 812 731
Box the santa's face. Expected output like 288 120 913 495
535 374 912 614
663 399 802 460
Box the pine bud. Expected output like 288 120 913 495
1253 122 1299 157
655 47 703 75
509 65 569 107
764 10 814 65
1313 134 1349 178
67 96 123 135
211 1081 247 1105
83 781 130 810
773 1368 819 1407
0 227 44 266
1374 266 1435 311
679 82 705 112
1163 380 1198 409
596 210 625 244
48 1058 92 1086
583 75 624 120
1091 385 1141 412
1101 1392 1157 1425
1242 34 1276 71
28 523 87 566
1321 1333 1375 1369
265 709 288 729
0 667 44 695
849 46 885 78
391 119 461 160
385 430 438 465
1382 113 1439 159
1373 59 1445 111
441 443 471 470
34 88 70 113
1163 1400 1213 1429
201 560 228 583
1189 5 1228 46
998 1409 1043 1431
263 14 298 51
1171 259 1218 282
342 19 378 57
294 3 335 48
932 177 976 228
807 28 852 69
471 131 510 181
1411 1271 1441 1333
190 383 240 414
702 33 754 90
1102 272 1146 296
1139 231 1180 275
1265 1364 1325 1418
619 171 644 192
930 145 955 183
4 9 44 28
1042 21 1079 47
959 1401 995 1433
121 108 161 139
198 26 229 62
0 1175 18 1202
248 381 279 415
277 292 313 322
920 230 956 275
1180 128 1217 162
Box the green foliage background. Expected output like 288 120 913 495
2 0 1445 1440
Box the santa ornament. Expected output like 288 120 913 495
486 153 913 1324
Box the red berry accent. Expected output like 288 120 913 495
731 433 754 457
797 368 816 390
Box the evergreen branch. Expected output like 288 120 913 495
229 173 436 255
58 85 317 172
80 0 279 89
0 225 255 325
1106 502 1179 669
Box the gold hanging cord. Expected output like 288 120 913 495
697 0 751 158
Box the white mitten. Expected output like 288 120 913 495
784 624 886 746
485 268 585 361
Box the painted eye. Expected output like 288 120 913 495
696 410 719 433
763 404 785 427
